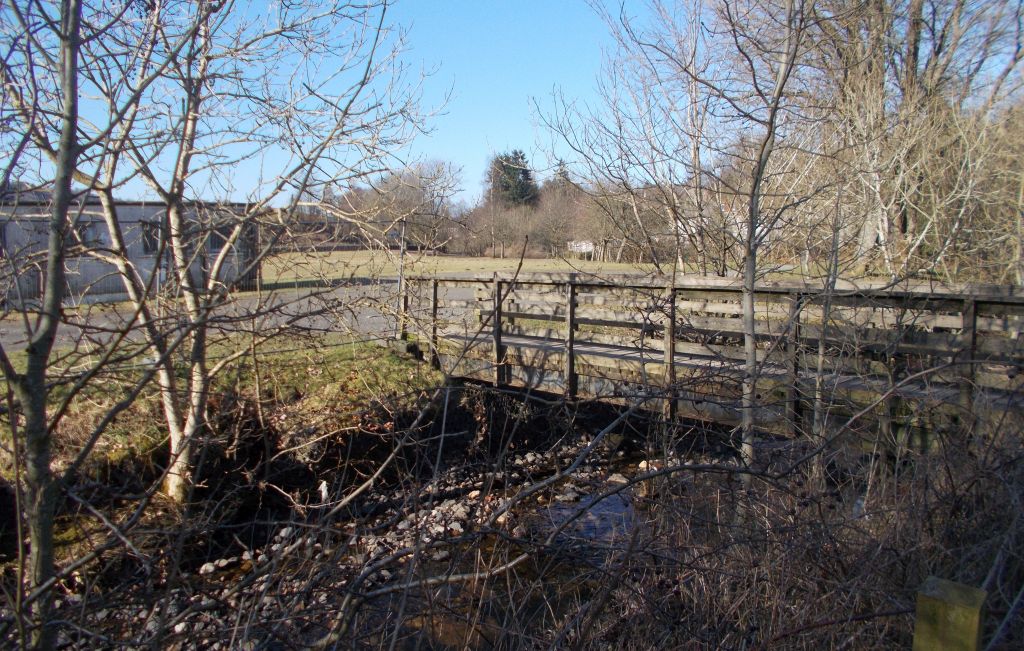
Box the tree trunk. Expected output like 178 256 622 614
13 3 83 648
741 246 757 471
741 0 803 478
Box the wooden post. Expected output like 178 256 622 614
663 284 676 419
958 299 977 419
493 273 504 387
786 293 803 436
430 278 439 369
398 278 409 341
565 275 578 399
913 576 985 651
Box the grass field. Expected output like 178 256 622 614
263 250 653 284
1 334 441 481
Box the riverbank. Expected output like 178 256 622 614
2 339 1020 648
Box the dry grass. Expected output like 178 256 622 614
263 250 653 283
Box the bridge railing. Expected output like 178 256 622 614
403 272 1024 435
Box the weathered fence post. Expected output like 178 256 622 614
958 298 977 420
663 282 676 419
565 274 578 399
913 576 986 651
493 273 504 387
786 292 803 436
398 278 409 341
430 278 439 369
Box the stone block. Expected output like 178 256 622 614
913 576 986 651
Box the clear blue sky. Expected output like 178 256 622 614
388 1 617 205
101 1 623 206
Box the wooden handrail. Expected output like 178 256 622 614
407 274 1024 405
409 272 1024 307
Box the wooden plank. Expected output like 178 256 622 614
822 294 967 313
975 367 1024 391
420 273 1024 304
674 297 792 312
976 314 1024 334
443 299 478 309
484 309 1003 360
976 300 1024 317
975 335 1024 359
485 307 666 329
505 324 566 340
798 323 961 355
678 314 790 338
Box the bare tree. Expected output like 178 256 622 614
0 1 81 647
812 0 1024 280
547 0 818 474
2 0 427 503
0 2 427 644
545 0 732 275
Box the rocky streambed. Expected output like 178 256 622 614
14 386 735 649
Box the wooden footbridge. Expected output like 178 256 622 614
400 272 1024 441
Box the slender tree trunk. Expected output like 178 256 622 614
10 3 83 648
96 191 186 438
160 15 211 502
163 200 208 502
740 0 802 475
740 243 758 471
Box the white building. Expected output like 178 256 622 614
0 191 259 305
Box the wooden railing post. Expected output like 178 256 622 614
958 298 977 420
565 275 578 399
663 283 676 420
913 576 985 651
786 292 803 436
430 278 439 369
398 278 409 341
493 273 504 387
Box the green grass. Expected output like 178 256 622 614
231 335 442 409
0 334 443 483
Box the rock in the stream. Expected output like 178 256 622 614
638 460 662 472
199 562 216 576
554 489 579 503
